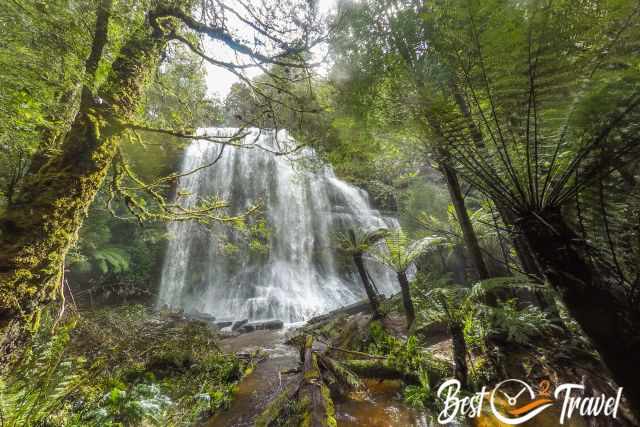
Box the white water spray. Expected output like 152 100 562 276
158 128 398 322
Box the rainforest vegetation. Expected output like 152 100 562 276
0 0 639 426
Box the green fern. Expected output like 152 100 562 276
415 275 556 345
0 314 86 427
92 246 131 274
404 368 432 409
491 300 555 344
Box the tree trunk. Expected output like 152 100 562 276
449 81 545 283
353 253 382 319
450 321 468 389
0 11 173 358
498 205 561 317
517 206 640 419
29 0 113 178
397 271 416 328
440 161 490 282
497 205 544 281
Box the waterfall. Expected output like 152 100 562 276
158 128 398 323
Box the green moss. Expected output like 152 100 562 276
303 366 321 381
255 385 298 427
321 384 337 427
0 3 175 349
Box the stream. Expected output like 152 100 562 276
206 328 593 427
207 327 430 427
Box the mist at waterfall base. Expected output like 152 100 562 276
158 128 399 323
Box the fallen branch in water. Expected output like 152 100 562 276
339 359 421 385
313 335 386 360
256 335 337 427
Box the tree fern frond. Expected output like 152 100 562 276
92 246 131 274
370 228 444 273
468 276 541 302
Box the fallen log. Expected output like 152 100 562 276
306 299 373 325
340 358 449 389
256 335 337 427
240 319 284 333
316 353 364 398
231 319 248 331
340 359 421 385
215 320 233 328
255 381 301 427
299 335 336 427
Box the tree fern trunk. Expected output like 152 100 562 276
440 162 490 282
397 271 415 328
450 321 468 390
518 207 640 419
353 254 382 319
0 11 172 359
498 206 544 281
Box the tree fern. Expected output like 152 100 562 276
370 228 444 273
335 227 389 256
92 246 131 274
423 0 640 288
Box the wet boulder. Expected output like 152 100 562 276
188 310 216 323
240 319 284 333
231 319 249 331
215 320 233 328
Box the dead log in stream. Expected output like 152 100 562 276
256 333 448 426
256 335 337 427
339 359 421 384
306 299 374 325
299 335 336 426
340 358 448 387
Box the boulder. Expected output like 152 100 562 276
231 319 249 331
240 319 284 333
188 310 216 322
215 321 233 329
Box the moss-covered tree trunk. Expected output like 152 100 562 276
518 207 640 419
29 0 114 179
0 11 173 358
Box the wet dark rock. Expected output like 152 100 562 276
232 319 249 331
188 310 216 322
215 320 233 328
240 319 284 333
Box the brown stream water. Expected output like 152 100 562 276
207 330 590 427
207 329 299 427
334 379 431 426
206 328 431 427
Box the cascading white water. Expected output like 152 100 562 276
158 128 398 322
